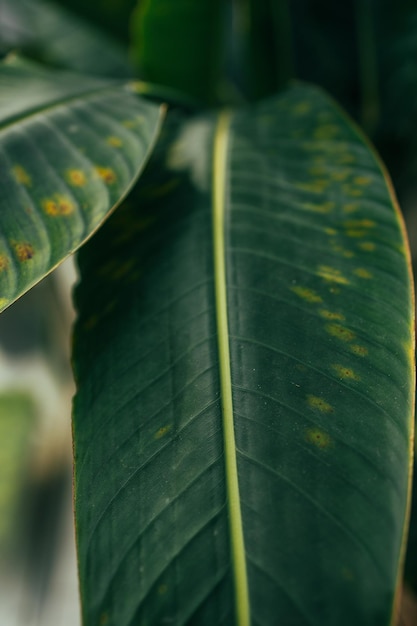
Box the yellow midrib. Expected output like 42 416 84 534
212 111 250 626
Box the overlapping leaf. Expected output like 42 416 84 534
239 0 293 100
0 0 132 77
73 88 414 625
0 56 164 313
131 0 224 105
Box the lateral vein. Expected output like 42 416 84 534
212 111 250 626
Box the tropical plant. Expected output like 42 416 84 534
0 1 416 625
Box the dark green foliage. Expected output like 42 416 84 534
0 1 415 624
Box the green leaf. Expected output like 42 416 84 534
130 0 225 105
54 0 138 44
72 88 414 625
0 392 36 558
0 56 164 312
289 1 360 118
236 0 294 100
0 0 132 77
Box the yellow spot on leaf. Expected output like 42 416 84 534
307 395 334 413
42 195 75 216
331 243 355 259
122 120 136 128
43 200 59 215
297 180 329 194
66 169 86 186
317 265 349 285
0 298 8 309
306 428 332 448
354 268 373 279
331 170 351 182
346 229 366 238
158 584 168 595
155 425 172 439
350 344 368 356
12 165 31 186
358 242 376 252
308 166 326 176
353 176 372 186
291 286 323 303
337 153 356 164
0 255 9 272
13 242 34 261
348 188 363 197
344 219 375 229
56 195 74 215
319 309 345 321
325 227 337 236
107 136 122 148
326 324 355 342
331 364 360 380
293 102 311 116
96 167 117 184
99 613 109 626
343 203 360 214
301 201 335 214
313 125 339 140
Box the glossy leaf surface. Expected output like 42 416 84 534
131 0 224 105
0 0 132 77
0 56 163 312
73 89 414 625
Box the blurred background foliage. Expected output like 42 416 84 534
1 0 417 623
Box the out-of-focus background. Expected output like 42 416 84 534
0 260 81 626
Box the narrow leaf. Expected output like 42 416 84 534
0 392 35 558
237 0 294 100
131 0 225 105
73 89 414 625
0 56 164 312
0 0 132 77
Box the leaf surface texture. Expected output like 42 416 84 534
0 57 163 311
73 88 414 625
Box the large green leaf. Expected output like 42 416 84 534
0 56 164 313
0 0 132 77
73 88 414 625
130 0 225 105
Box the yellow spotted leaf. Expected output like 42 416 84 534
72 87 414 625
0 56 164 312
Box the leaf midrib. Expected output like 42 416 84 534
212 110 250 626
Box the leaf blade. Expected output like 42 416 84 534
0 57 164 312
0 0 133 78
130 0 225 105
72 88 414 625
